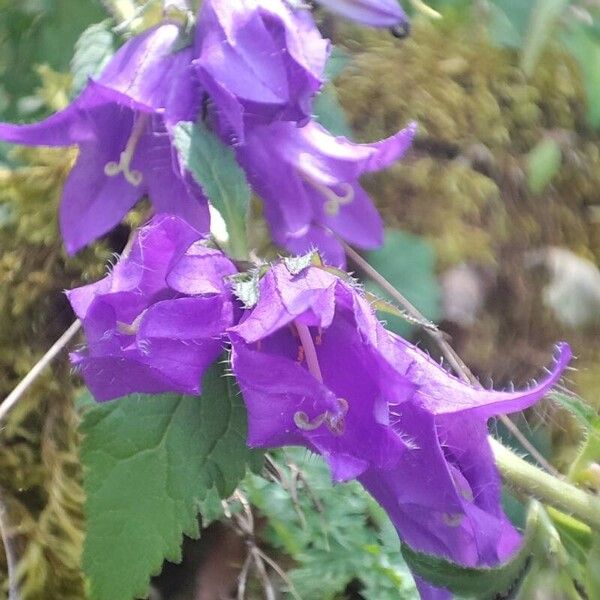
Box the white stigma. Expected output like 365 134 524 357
104 113 150 186
301 171 355 216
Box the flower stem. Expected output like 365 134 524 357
490 438 600 531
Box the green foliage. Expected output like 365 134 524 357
364 229 440 337
401 501 580 599
314 46 353 140
0 0 105 120
314 85 353 138
520 0 570 76
486 0 535 48
174 121 251 259
563 23 600 128
81 363 262 600
242 448 418 599
70 21 117 96
526 138 563 194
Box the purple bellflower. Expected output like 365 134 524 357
236 120 416 267
0 23 209 254
194 0 330 143
228 260 571 597
315 0 409 28
67 215 237 402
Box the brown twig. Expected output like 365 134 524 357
343 242 562 478
229 490 303 600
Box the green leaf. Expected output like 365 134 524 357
242 448 418 599
585 538 600 598
550 391 600 429
325 46 351 80
526 138 562 194
174 121 251 259
487 0 536 48
0 0 105 120
314 85 353 138
401 503 545 598
70 21 116 96
364 229 440 337
563 24 600 128
81 362 260 600
550 391 600 490
520 0 569 76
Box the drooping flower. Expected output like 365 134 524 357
229 260 412 480
67 215 237 401
0 23 208 254
315 0 409 28
228 259 571 597
235 120 416 267
358 332 571 599
194 0 330 143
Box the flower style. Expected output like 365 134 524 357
194 0 330 143
0 23 209 254
315 0 409 28
228 259 571 597
67 215 237 402
235 120 416 266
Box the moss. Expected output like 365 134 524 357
0 68 129 598
334 20 600 463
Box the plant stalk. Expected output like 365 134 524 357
491 438 600 531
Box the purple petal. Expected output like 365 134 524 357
195 0 328 138
139 296 234 340
316 0 409 27
134 122 211 234
0 84 111 147
388 337 572 419
316 185 384 250
283 225 347 268
167 242 237 295
96 23 200 123
230 265 338 343
59 147 141 254
72 353 197 402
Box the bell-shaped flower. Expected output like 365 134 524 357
0 23 209 254
360 334 571 599
316 0 409 28
67 215 237 402
228 258 571 598
235 120 416 267
194 0 329 142
229 260 414 481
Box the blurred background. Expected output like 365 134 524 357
1 0 600 598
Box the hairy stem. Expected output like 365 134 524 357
491 438 600 531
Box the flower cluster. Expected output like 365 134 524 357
67 216 571 599
3 1 574 598
0 0 413 263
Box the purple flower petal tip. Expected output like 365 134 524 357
316 0 409 28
